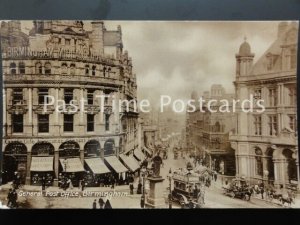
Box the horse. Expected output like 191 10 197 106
280 196 294 206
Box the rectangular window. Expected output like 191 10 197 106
38 88 49 104
64 89 73 104
87 90 94 105
12 114 23 133
64 114 74 132
268 88 277 107
254 89 262 100
12 88 23 104
65 39 70 45
105 114 110 131
288 87 297 106
289 115 296 131
87 114 94 132
268 115 277 136
38 114 49 133
253 115 262 135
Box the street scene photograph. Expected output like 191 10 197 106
0 20 299 209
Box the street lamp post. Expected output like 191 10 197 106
167 168 172 209
140 166 147 208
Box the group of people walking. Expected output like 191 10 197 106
92 198 112 209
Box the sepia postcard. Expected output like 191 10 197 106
0 20 299 209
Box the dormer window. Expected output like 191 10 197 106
45 62 51 75
35 62 42 74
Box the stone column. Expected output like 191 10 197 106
80 149 84 164
54 150 59 187
25 151 32 185
273 158 286 188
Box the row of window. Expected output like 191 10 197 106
253 86 296 106
11 88 109 105
9 62 113 77
253 114 296 136
11 113 111 133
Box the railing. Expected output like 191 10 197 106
4 74 123 86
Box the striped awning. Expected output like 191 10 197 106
85 158 110 174
104 156 128 173
59 158 85 173
119 154 140 172
30 157 53 172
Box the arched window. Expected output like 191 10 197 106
61 63 68 74
92 65 96 76
32 142 54 156
59 141 80 157
44 62 51 75
35 62 42 74
19 62 25 74
283 149 297 181
10 62 17 75
84 140 100 157
70 64 76 75
85 64 89 75
255 147 263 176
215 122 221 132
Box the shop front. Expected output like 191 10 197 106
84 157 111 187
104 156 128 185
30 156 54 186
59 141 84 187
119 154 140 174
2 142 27 184
59 158 85 187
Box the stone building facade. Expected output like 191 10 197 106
1 20 139 186
186 85 236 175
229 22 299 189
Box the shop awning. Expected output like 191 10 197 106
59 158 85 173
134 148 146 161
85 158 110 174
104 156 128 173
143 147 153 156
30 157 54 172
119 154 140 172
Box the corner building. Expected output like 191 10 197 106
230 22 299 190
1 20 139 186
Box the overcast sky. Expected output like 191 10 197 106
20 21 293 107
104 21 286 105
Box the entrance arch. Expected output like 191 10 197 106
84 140 100 157
282 149 297 182
59 141 80 157
3 142 27 184
265 147 275 182
32 142 54 156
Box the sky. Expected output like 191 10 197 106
19 20 291 108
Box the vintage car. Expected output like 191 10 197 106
170 169 205 208
222 178 252 201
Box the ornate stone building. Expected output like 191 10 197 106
1 20 139 186
230 22 299 189
186 85 236 175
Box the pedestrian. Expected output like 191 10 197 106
98 198 105 209
260 187 264 199
81 179 85 191
104 199 112 209
11 189 18 208
67 178 73 190
130 183 134 195
92 199 97 209
137 182 142 194
188 199 194 209
6 188 13 207
41 176 46 191
214 171 217 182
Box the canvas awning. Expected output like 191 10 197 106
143 147 153 156
30 157 54 172
59 158 85 173
119 154 140 172
134 148 146 161
104 156 128 173
85 158 110 174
